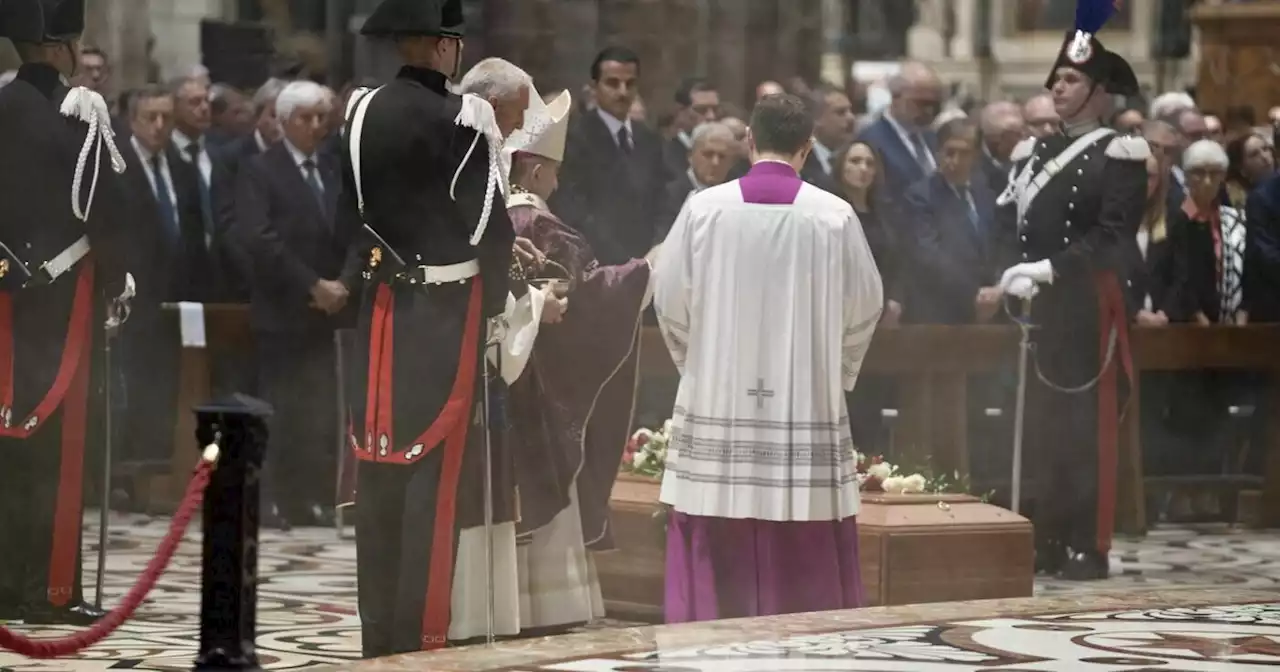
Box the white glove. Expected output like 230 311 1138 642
1005 275 1039 300
999 260 1054 290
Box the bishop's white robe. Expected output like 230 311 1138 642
652 160 884 524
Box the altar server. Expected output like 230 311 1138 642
996 1 1148 580
652 93 883 622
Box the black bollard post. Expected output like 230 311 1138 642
192 394 273 671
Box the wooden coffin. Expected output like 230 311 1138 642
598 476 1035 620
857 493 1033 607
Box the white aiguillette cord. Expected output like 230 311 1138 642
61 87 126 223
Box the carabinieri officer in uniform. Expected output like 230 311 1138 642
337 0 519 657
0 0 133 623
996 13 1148 580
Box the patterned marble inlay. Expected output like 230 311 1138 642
3 514 1280 671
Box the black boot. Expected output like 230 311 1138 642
1034 539 1066 575
21 601 108 625
1061 549 1109 581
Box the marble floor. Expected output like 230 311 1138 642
0 513 1278 671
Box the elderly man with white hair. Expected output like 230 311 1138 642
232 79 350 533
978 100 1024 193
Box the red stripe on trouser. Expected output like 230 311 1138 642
418 280 483 650
364 284 392 452
47 317 92 606
0 291 13 412
1094 271 1134 555
0 264 94 439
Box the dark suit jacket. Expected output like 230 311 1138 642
211 133 268 301
658 172 697 243
120 141 212 308
980 150 1011 196
549 110 668 264
1119 227 1174 319
1244 175 1280 322
857 115 938 195
1167 205 1249 323
801 152 840 194
233 143 346 335
662 135 690 182
901 172 999 324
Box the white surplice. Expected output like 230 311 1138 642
652 173 884 523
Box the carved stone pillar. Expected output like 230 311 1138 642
83 0 153 94
908 0 949 60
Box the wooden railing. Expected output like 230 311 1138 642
153 304 1280 533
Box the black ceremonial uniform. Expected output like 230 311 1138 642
339 0 516 658
998 32 1147 581
0 0 129 623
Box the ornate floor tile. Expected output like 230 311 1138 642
2 514 1280 670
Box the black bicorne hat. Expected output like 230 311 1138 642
361 0 465 38
0 0 46 43
39 0 83 40
1045 31 1139 97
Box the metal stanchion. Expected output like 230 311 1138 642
193 394 272 671
333 329 350 539
96 275 134 609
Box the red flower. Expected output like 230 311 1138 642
635 434 649 447
622 450 634 465
863 475 884 492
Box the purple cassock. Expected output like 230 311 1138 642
505 198 651 549
663 160 864 623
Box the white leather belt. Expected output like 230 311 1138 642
399 259 479 285
39 235 90 283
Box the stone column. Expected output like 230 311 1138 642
820 0 846 86
907 0 949 61
83 0 153 94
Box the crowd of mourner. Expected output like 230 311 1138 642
6 44 1278 530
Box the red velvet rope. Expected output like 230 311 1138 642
0 457 215 658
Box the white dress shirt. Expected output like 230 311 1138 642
284 139 325 193
171 129 212 185
596 107 633 150
131 136 178 214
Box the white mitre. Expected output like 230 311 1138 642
505 88 573 163
488 88 574 384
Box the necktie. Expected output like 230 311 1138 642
150 154 179 242
185 142 212 244
617 126 632 155
302 158 325 207
910 132 933 172
960 186 980 233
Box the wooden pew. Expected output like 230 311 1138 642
136 303 253 512
639 324 1280 533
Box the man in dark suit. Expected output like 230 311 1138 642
902 117 1001 325
662 77 720 179
799 84 855 192
169 75 232 300
978 101 1025 195
658 121 735 241
857 61 943 195
234 79 346 529
550 46 668 264
119 85 209 466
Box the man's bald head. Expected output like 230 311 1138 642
755 80 785 102
1023 93 1059 138
887 61 943 129
980 101 1026 161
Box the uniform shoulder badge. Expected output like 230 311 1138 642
1104 135 1151 162
1010 136 1038 163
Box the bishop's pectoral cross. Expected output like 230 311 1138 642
747 378 774 409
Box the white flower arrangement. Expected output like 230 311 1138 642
623 420 671 478
856 452 928 494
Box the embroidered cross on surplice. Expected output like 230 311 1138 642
747 378 774 409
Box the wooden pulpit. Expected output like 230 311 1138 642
140 303 253 511
1191 1 1280 121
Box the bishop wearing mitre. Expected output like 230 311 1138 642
503 88 653 635
653 94 883 622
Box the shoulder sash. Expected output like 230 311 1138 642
1005 126 1115 226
